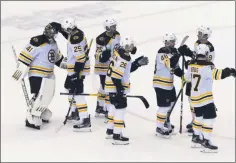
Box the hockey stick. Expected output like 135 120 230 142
179 35 189 134
60 93 150 109
12 46 32 109
56 39 94 133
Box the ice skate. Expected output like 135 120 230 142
156 127 170 138
201 139 218 153
73 115 92 132
112 133 129 145
191 134 203 148
105 129 113 139
25 119 41 130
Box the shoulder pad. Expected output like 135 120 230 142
206 41 214 52
115 48 131 61
195 40 201 45
158 47 170 54
96 32 107 45
70 29 84 44
195 60 215 66
30 35 47 47
113 31 120 37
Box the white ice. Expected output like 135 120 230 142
1 1 235 162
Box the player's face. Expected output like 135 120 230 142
197 32 208 41
124 43 134 53
166 40 176 47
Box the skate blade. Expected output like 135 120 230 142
191 142 202 148
25 120 41 130
200 147 218 153
105 135 113 139
155 133 171 139
73 127 92 132
112 140 129 145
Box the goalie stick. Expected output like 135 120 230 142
60 92 150 109
56 39 94 133
12 45 32 109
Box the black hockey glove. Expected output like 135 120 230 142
230 68 236 77
99 49 111 63
135 56 149 66
131 46 137 54
185 60 191 69
178 45 194 58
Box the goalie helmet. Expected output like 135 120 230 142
197 25 212 40
195 44 210 58
120 36 135 53
103 18 117 33
43 23 58 44
61 17 76 33
163 33 177 47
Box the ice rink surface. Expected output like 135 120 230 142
1 1 235 162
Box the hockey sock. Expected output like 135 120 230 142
107 104 115 130
75 96 88 120
68 96 76 112
156 106 169 128
97 86 105 108
114 108 126 134
192 116 203 136
190 107 195 121
202 118 215 140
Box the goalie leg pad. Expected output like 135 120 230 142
41 109 52 121
31 78 55 117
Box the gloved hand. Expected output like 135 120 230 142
178 45 194 58
230 68 236 77
185 60 191 69
60 57 67 69
131 46 137 54
135 56 149 66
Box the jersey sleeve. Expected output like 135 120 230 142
212 68 223 80
18 43 39 66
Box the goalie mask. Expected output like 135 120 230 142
43 23 58 44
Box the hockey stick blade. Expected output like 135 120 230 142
126 95 149 109
180 35 189 46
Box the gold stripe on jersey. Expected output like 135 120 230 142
202 125 213 133
190 92 213 105
105 81 130 90
114 120 124 128
76 104 88 113
83 65 90 72
95 64 109 72
189 64 205 68
153 76 173 86
29 66 53 75
39 43 47 47
67 64 74 73
76 54 86 63
212 69 222 80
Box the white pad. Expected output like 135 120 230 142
12 62 29 81
31 78 55 117
41 109 52 121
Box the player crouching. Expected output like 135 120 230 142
184 44 235 153
105 37 148 145
12 23 67 129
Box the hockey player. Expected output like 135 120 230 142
179 26 215 133
183 44 235 152
56 18 91 131
105 36 148 145
153 33 184 137
12 23 67 129
94 18 123 116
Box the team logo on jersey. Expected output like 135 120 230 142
73 36 79 40
48 49 56 63
33 37 38 42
